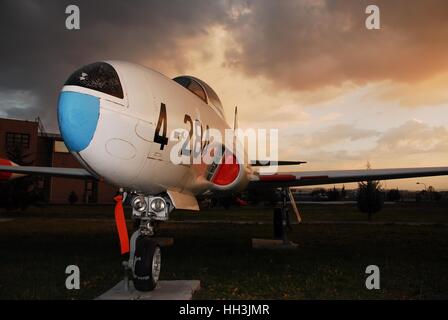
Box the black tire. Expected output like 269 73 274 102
133 236 161 292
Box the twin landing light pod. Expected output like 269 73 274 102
131 195 167 216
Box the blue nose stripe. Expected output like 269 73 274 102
57 91 100 152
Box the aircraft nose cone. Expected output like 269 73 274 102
57 91 100 152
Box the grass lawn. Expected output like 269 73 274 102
0 202 447 299
4 201 448 223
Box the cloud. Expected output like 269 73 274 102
369 74 448 108
289 124 380 148
0 0 230 130
2 0 448 132
224 0 448 91
282 120 448 172
0 88 40 120
374 120 448 154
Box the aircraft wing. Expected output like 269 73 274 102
249 167 448 188
0 165 94 179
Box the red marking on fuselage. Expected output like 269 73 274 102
212 153 240 186
0 159 13 181
259 174 296 182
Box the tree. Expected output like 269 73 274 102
416 186 442 202
386 188 401 202
326 186 341 201
415 190 425 202
427 186 442 201
433 191 442 201
311 188 327 201
341 185 347 199
357 180 384 221
246 187 278 206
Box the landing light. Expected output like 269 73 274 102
132 195 147 213
150 198 166 213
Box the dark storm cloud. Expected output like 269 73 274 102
225 0 448 91
2 0 448 131
0 0 228 130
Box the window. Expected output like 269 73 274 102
64 62 124 98
173 76 207 103
84 180 98 203
5 132 30 149
54 140 69 153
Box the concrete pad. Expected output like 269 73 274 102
252 238 298 250
96 280 200 300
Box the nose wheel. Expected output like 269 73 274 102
132 235 161 291
116 191 173 292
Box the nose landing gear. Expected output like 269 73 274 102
116 191 173 292
132 235 161 291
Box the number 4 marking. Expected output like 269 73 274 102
154 103 168 150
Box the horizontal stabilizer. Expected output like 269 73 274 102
251 160 307 167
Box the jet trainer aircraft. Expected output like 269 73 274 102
1 61 448 291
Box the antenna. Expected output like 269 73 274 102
36 116 48 137
233 106 238 131
232 106 238 157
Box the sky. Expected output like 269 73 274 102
1 0 448 190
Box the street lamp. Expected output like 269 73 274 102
416 182 427 191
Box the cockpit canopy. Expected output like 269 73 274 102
173 76 225 119
65 62 124 99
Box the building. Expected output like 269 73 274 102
0 117 116 204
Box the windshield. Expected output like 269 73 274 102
65 62 124 99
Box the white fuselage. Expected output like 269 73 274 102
59 61 250 196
